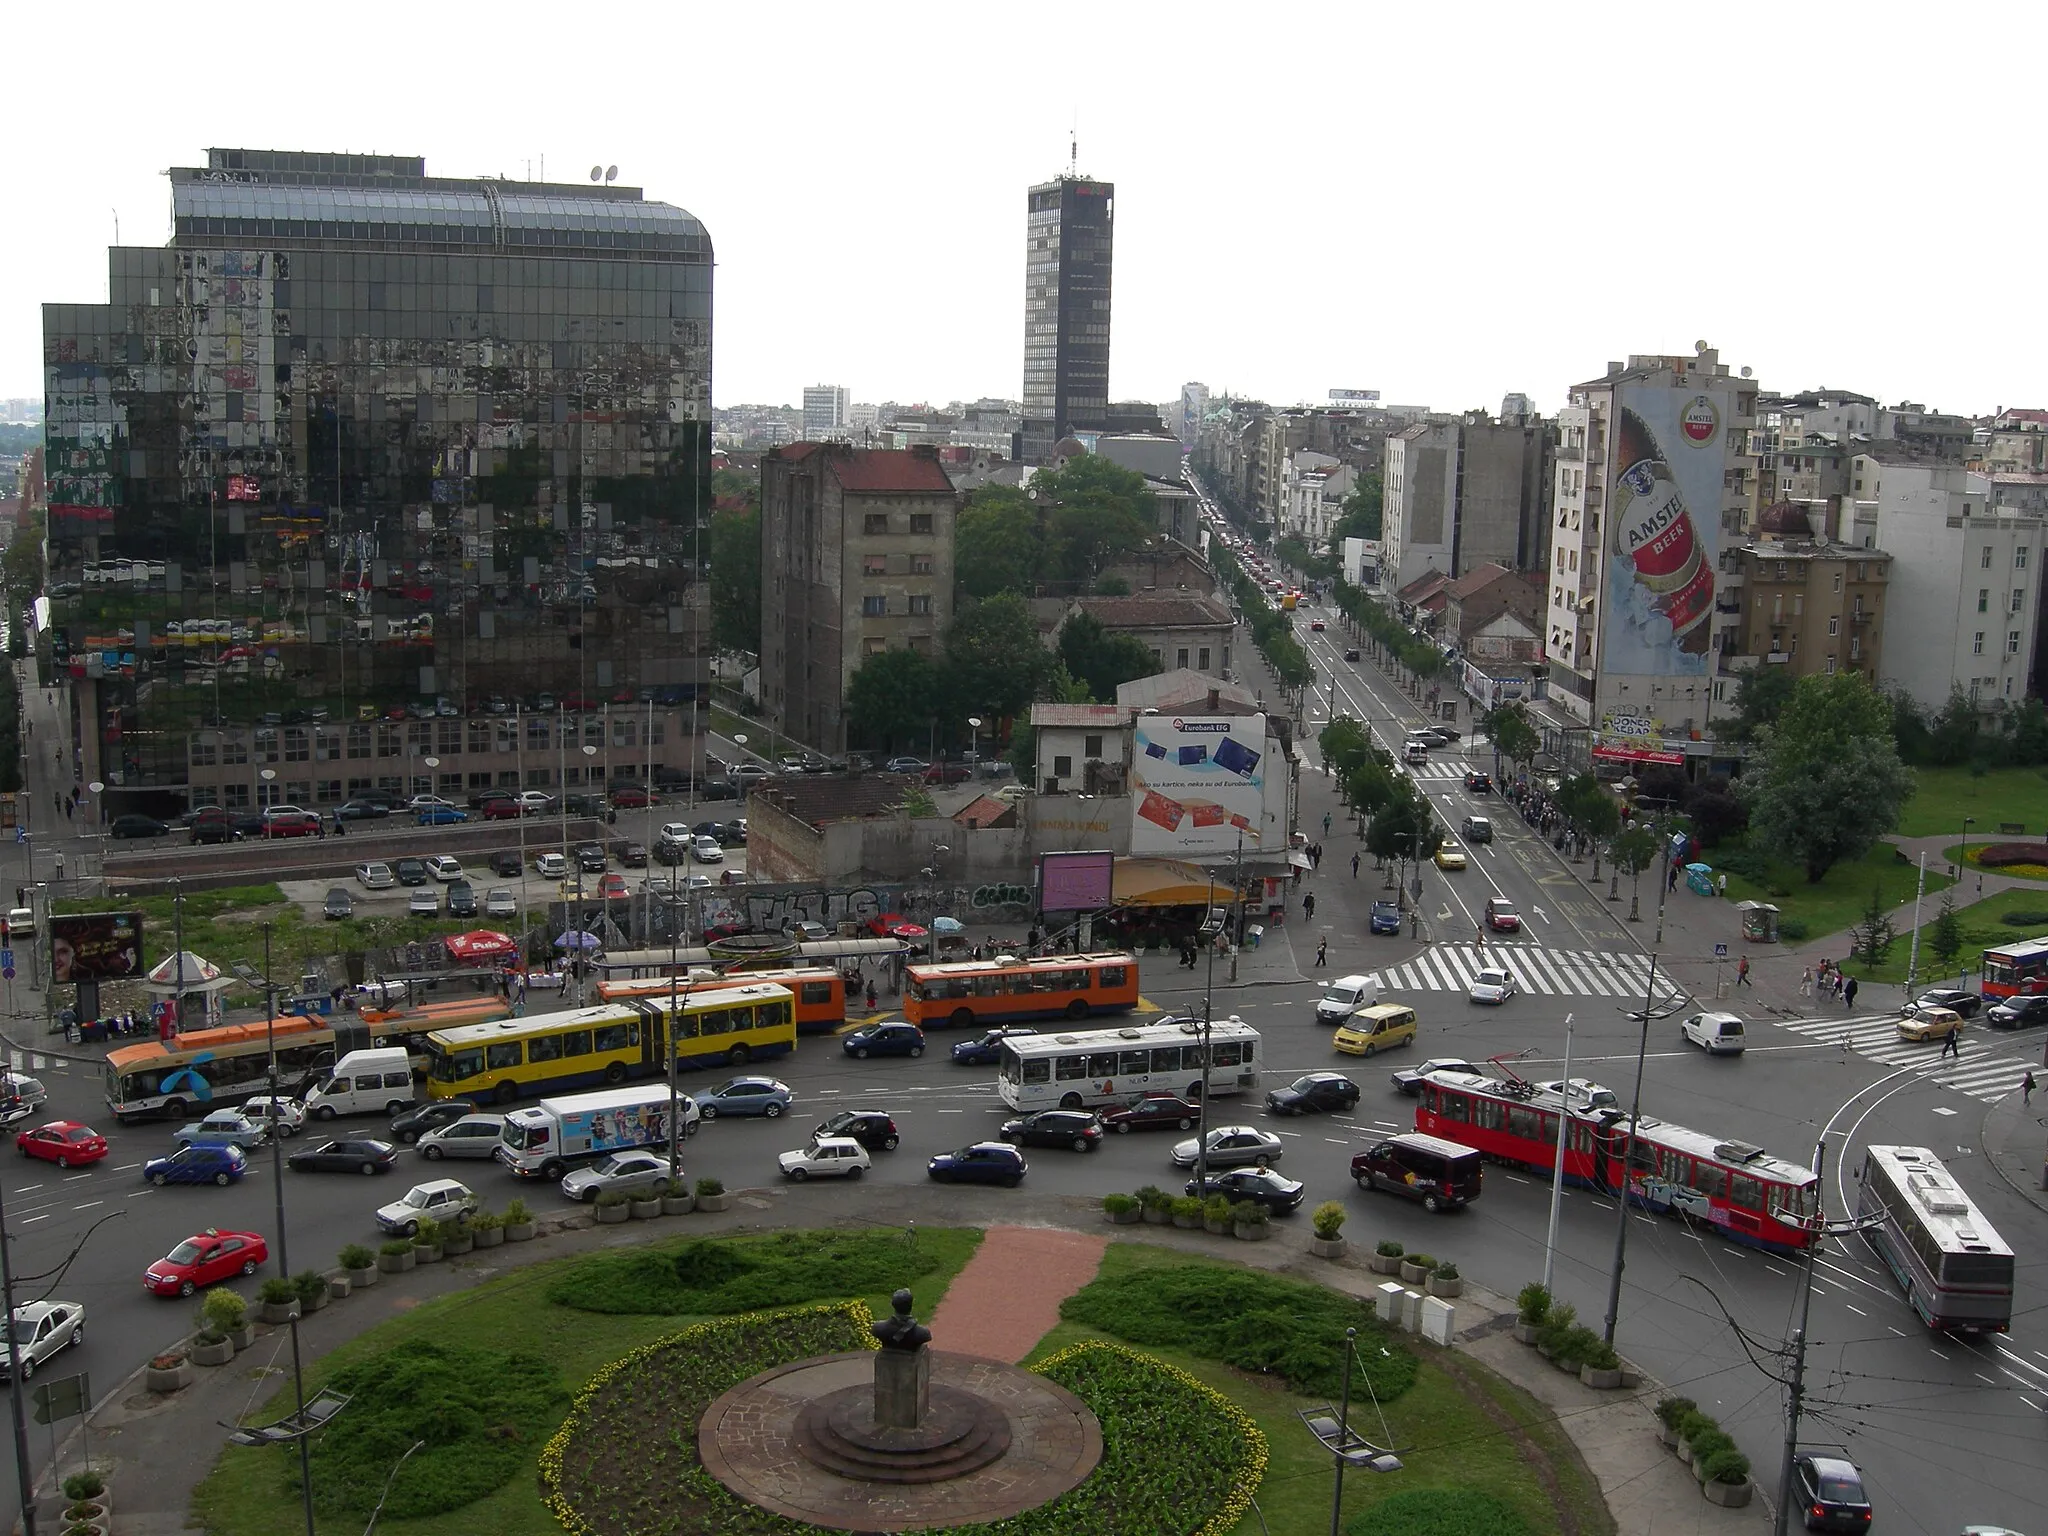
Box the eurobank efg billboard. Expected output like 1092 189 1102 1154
1129 714 1268 858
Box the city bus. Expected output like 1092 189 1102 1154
1409 1065 1820 1255
997 1015 1260 1113
1856 1144 2014 1333
1977 937 2048 999
422 982 795 1103
102 1012 437 1122
592 937 907 980
905 953 1140 1031
595 967 848 1034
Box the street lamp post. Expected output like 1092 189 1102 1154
966 716 982 775
1601 960 1683 1349
0 1162 38 1536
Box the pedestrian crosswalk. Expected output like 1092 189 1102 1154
6 1051 66 1076
1773 1012 2037 1103
1367 946 1688 1003
1408 761 1486 781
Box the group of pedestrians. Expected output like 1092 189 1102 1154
1800 960 1860 1009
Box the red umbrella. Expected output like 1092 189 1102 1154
444 930 518 963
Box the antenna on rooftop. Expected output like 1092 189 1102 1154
1070 116 1078 177
589 165 618 186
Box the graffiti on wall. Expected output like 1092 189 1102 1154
691 879 1037 935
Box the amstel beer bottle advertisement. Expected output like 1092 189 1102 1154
1604 385 1731 676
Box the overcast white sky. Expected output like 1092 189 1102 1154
9 3 2042 418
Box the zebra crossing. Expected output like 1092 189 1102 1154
6 1051 65 1076
1367 945 1687 1003
1774 1012 2036 1102
1408 761 1487 781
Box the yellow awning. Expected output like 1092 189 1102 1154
1112 858 1238 908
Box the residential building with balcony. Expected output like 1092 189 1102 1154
1717 508 1891 699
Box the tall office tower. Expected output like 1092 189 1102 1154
1019 172 1114 463
42 147 713 815
802 384 851 441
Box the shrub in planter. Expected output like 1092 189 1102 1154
1517 1282 1553 1326
339 1243 378 1282
1427 1261 1462 1297
443 1222 476 1252
1398 1252 1437 1284
1311 1201 1347 1241
62 1473 104 1503
1370 1238 1405 1275
1535 1301 1577 1358
293 1270 330 1312
1170 1195 1205 1228
593 1189 632 1224
592 1190 629 1206
628 1187 663 1219
1202 1194 1232 1234
412 1218 445 1259
660 1178 695 1214
695 1176 732 1212
1701 1446 1749 1485
1654 1395 1697 1445
201 1287 247 1339
256 1277 299 1322
1102 1193 1142 1225
1686 1426 1735 1480
1138 1184 1174 1223
504 1197 536 1240
1230 1200 1271 1240
378 1238 416 1273
145 1351 192 1392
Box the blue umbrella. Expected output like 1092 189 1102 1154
554 931 602 951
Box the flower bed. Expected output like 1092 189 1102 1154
1974 841 2048 870
538 1309 1267 1536
544 1230 939 1315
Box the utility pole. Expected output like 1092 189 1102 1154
1602 959 1684 1349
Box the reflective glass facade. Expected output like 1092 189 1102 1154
1019 176 1113 463
41 149 713 804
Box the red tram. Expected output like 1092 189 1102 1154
1411 1067 1818 1254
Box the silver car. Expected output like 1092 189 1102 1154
0 1301 85 1381
415 1114 505 1161
1170 1124 1284 1170
560 1149 672 1203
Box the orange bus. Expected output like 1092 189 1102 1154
596 967 849 1035
357 996 514 1031
903 952 1140 1030
102 1010 440 1121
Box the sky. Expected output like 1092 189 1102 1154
8 2 2044 419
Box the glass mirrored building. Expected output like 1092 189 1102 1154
41 148 713 812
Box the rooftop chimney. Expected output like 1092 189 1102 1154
1207 688 1220 710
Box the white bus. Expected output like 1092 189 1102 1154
1855 1144 2014 1334
996 1015 1261 1113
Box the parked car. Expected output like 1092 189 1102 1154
143 1144 249 1187
0 1300 86 1380
1369 899 1403 935
998 1108 1104 1152
597 873 629 901
534 851 569 879
923 761 972 785
1790 1452 1872 1532
785 920 831 944
693 1076 793 1119
561 1150 671 1203
480 798 525 820
287 1138 400 1175
865 912 929 941
407 887 441 916
110 815 170 839
1099 1095 1201 1134
144 1230 267 1296
355 862 396 890
389 1099 478 1145
263 810 321 838
407 794 458 815
418 856 460 884
189 808 241 843
812 1110 901 1151
1264 1072 1361 1116
1903 987 1982 1020
484 887 518 918
393 858 428 886
415 1114 504 1160
926 1142 1027 1187
323 887 355 920
575 843 608 873
1170 1125 1283 1169
445 881 479 917
514 791 553 815
608 785 653 810
692 836 725 864
1184 1166 1305 1214
883 757 927 775
13 1121 108 1168
950 1027 1037 1066
1391 1058 1483 1096
374 1178 479 1236
610 840 649 868
1468 966 1517 1005
730 763 770 788
1987 993 2048 1028
843 1022 926 1059
486 849 524 878
778 1136 872 1181
1484 896 1521 933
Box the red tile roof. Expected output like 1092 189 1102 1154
773 442 955 495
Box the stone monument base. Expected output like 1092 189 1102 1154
873 1337 931 1428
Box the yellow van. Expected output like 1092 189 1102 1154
1333 1004 1418 1057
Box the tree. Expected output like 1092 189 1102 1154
1092 574 1131 596
843 648 937 752
1483 703 1540 777
1609 826 1660 922
1331 472 1383 544
1929 893 1964 972
954 486 1043 600
705 506 761 655
1925 687 1983 767
1056 612 1159 703
1366 784 1441 867
1556 774 1620 871
1849 887 1898 969
1686 776 1748 849
1030 455 1157 585
942 595 1050 724
1739 672 1916 883
1724 666 1796 744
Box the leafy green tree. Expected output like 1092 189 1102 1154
1092 574 1131 596
1007 724 1038 784
1724 666 1796 744
1331 472 1383 543
705 507 761 655
1055 611 1159 703
1031 455 1157 584
1044 659 1093 704
1928 893 1964 971
843 648 937 752
1366 784 1441 866
954 486 1042 600
1483 703 1540 777
2000 698 2048 767
1685 776 1748 849
1925 687 1983 767
941 595 1050 724
1739 672 1916 883
1609 826 1660 922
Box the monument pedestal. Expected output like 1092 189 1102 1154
875 1341 931 1428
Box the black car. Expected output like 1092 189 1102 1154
357 789 406 810
1463 771 1494 794
927 1142 1027 1186
189 808 240 844
286 1138 400 1175
322 888 355 921
231 812 270 839
575 843 608 873
1987 992 2048 1028
563 794 617 825
1265 1071 1361 1116
1461 815 1493 843
652 839 687 866
698 779 739 802
334 800 391 822
1099 1095 1201 1133
843 1022 926 1059
998 1109 1104 1152
1790 1452 1871 1531
487 849 524 878
692 821 728 844
1343 647 1361 662
468 789 516 812
1185 1166 1306 1214
393 858 428 887
950 1027 1037 1066
1391 1057 1482 1096
110 815 169 839
611 840 649 868
1905 987 1982 1019
445 881 478 918
388 1099 478 1144
812 1110 900 1151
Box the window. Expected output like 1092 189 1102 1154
1832 572 1842 593
863 555 886 576
1979 589 1990 613
908 594 932 615
1825 656 1836 674
1053 755 1073 777
911 555 933 575
861 595 886 617
1177 648 1190 667
910 514 934 535
1983 546 1995 569
1198 647 1211 670
486 1042 522 1070
1974 632 1985 654
1083 734 1103 756
2016 589 2028 613
2021 548 2032 570
2010 630 2023 656
864 637 887 655
1827 616 1839 636
863 514 889 535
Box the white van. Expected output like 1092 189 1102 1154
1315 974 1380 1025
1681 1011 1746 1056
304 1048 416 1120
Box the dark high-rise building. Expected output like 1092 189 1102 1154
41 148 713 815
1019 174 1113 463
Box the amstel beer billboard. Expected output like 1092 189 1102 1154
1603 385 1731 677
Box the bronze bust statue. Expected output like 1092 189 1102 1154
871 1287 931 1352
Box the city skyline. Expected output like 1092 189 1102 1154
7 4 2045 418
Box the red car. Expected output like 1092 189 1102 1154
865 913 930 941
922 762 972 785
481 799 524 820
598 873 629 900
1310 620 1326 631
144 1229 269 1297
1484 897 1521 933
263 811 320 838
608 785 653 809
14 1121 108 1168
1099 1095 1202 1134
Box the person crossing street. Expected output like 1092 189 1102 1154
1314 937 1328 968
1942 1021 1963 1059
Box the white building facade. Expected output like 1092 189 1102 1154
802 384 852 441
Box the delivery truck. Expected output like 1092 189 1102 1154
494 1081 701 1181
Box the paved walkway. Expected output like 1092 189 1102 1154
925 1225 1108 1362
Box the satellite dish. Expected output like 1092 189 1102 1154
605 165 618 184
590 165 603 182
1694 340 1709 355
1741 366 1753 378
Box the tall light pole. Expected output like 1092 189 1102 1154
1601 961 1683 1349
0 1159 38 1535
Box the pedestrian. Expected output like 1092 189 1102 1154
333 813 345 837
315 816 325 839
1717 872 1728 898
1943 1022 1962 1059
53 853 63 881
1323 812 1332 837
1315 937 1328 968
1303 891 1316 920
1799 967 1813 997
1844 975 1858 1009
1736 955 1751 988
1667 864 1679 893
2024 1068 2035 1106
1351 852 1361 879
866 980 878 1011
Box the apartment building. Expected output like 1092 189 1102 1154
801 385 851 441
1718 509 1891 697
1381 416 1548 590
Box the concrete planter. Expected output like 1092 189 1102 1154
1106 1206 1142 1225
377 1249 415 1274
1704 1478 1753 1508
300 1287 329 1313
1233 1221 1273 1241
1368 1253 1404 1275
1657 1423 1681 1449
228 1324 257 1352
413 1243 444 1264
146 1357 194 1393
594 1203 630 1225
1308 1236 1347 1259
661 1194 695 1216
1203 1216 1229 1235
1170 1210 1202 1229
696 1193 733 1213
443 1232 474 1254
1428 1275 1462 1297
473 1226 505 1248
346 1266 379 1288
191 1336 236 1367
259 1300 300 1325
1512 1321 1542 1345
1580 1364 1624 1389
1674 1437 1692 1463
1141 1204 1172 1225
504 1221 537 1242
60 1497 109 1536
628 1199 663 1221
328 1276 351 1302
1398 1260 1434 1285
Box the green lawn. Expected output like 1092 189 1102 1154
190 1227 1609 1536
1714 842 1952 947
1897 765 2048 838
1838 883 2048 986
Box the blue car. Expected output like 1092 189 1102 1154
927 1142 1027 1187
950 1027 1037 1066
843 1023 925 1060
692 1076 793 1119
144 1143 249 1187
416 805 470 826
1370 900 1402 935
